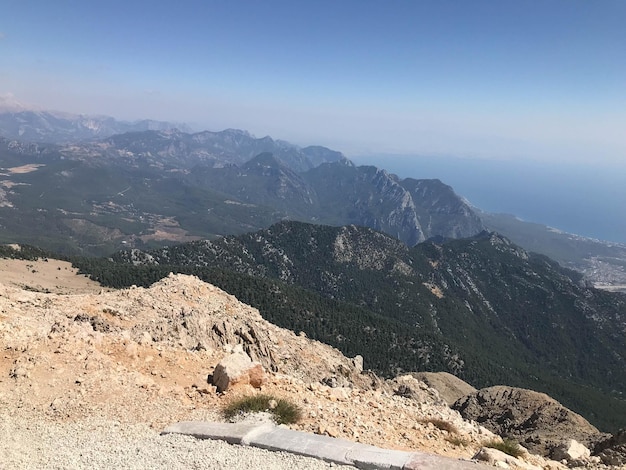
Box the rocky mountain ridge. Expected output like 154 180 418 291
0 110 189 144
0 105 193 144
62 128 344 173
2 257 625 469
75 221 626 433
1 103 624 290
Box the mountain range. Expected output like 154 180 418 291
2 105 626 433
0 96 193 143
1 119 624 291
0 128 481 256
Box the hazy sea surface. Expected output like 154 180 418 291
353 155 626 244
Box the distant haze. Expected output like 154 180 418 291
1 1 625 166
2 1 625 243
353 154 626 244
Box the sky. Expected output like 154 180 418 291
2 0 625 166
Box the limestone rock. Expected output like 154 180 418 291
211 348 265 392
351 355 363 373
453 386 606 457
552 439 590 462
128 274 367 387
473 447 541 470
410 371 476 406
388 374 447 406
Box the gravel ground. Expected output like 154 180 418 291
0 415 353 470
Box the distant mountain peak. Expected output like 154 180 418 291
470 230 530 259
243 152 283 169
0 101 193 143
222 128 254 138
0 93 32 112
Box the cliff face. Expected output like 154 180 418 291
302 162 483 246
399 177 484 240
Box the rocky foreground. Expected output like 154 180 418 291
0 261 623 469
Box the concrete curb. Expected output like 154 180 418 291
162 421 491 469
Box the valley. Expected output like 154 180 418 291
2 116 624 292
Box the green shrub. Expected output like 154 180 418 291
222 393 302 425
484 438 524 458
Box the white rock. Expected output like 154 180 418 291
552 439 590 461
211 350 265 392
473 447 541 470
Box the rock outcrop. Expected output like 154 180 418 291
388 374 447 406
551 439 591 462
123 273 367 387
410 372 477 406
453 386 606 457
594 430 626 467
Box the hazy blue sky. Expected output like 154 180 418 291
2 0 625 165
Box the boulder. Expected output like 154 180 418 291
211 347 265 392
351 355 363 373
453 386 606 457
551 439 590 462
388 375 447 406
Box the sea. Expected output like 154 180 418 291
352 154 626 245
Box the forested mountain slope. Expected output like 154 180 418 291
73 221 626 432
0 134 482 255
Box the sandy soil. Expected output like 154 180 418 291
0 258 105 294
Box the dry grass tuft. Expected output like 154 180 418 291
419 417 458 434
222 393 302 425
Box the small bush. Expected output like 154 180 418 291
222 394 302 425
484 438 524 458
419 418 458 434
